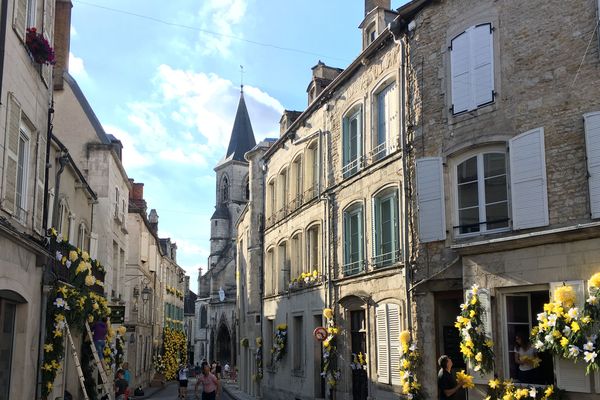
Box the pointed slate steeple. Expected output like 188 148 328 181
225 87 256 162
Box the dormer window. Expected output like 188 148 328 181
368 25 376 44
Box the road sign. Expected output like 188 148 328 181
313 326 328 341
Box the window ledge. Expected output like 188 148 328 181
448 101 496 126
451 221 600 255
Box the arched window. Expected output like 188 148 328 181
200 306 207 328
221 177 229 203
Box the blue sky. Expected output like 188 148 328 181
68 0 408 291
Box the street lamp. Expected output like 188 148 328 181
141 285 152 304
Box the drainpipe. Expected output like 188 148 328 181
42 101 54 232
51 151 70 228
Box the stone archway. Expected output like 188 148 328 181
216 323 231 365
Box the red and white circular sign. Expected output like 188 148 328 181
313 326 328 341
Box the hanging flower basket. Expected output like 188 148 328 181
26 27 56 65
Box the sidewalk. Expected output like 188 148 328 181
222 381 257 400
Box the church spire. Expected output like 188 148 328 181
225 90 256 162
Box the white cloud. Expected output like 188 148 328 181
195 0 248 57
69 52 88 80
104 124 154 170
70 26 77 37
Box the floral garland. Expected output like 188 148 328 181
350 352 367 370
152 354 166 374
161 326 187 380
114 326 126 369
398 330 423 399
456 370 475 389
253 337 263 382
272 324 287 362
321 308 341 388
41 229 110 399
486 379 562 400
455 284 494 373
289 270 320 290
240 337 249 348
166 286 184 300
531 272 600 373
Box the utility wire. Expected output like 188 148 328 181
73 0 350 63
571 18 599 89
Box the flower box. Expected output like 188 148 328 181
25 27 55 65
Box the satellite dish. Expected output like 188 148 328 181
219 287 225 302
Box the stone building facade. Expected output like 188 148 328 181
197 90 256 367
402 0 600 398
0 0 57 398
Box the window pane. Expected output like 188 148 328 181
458 182 478 208
506 296 529 323
484 153 506 178
486 202 509 229
485 175 507 204
350 118 358 160
457 156 477 184
459 207 480 234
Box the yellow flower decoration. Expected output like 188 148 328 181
84 274 96 287
560 336 569 347
554 285 576 307
82 251 90 261
68 250 79 262
571 321 580 333
46 382 53 391
399 330 411 345
456 370 474 389
544 385 554 397
590 272 600 288
489 379 500 389
323 308 333 320
53 328 63 338
44 343 54 353
118 326 127 336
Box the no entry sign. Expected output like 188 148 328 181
313 326 328 341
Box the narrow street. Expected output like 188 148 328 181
144 378 235 400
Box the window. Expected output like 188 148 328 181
503 290 554 385
77 223 87 250
221 177 229 203
376 303 401 385
373 82 398 161
267 180 275 219
57 200 68 236
278 241 289 292
343 204 364 275
200 306 207 328
266 248 275 295
277 169 288 215
450 23 494 114
291 233 303 278
372 188 400 267
342 107 363 178
15 130 30 222
244 176 250 201
305 143 319 199
455 152 508 235
350 310 366 359
292 156 303 209
0 299 17 399
293 315 304 372
26 0 37 28
307 225 320 273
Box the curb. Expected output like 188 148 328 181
130 380 177 399
223 385 239 400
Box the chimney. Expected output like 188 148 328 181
148 209 159 234
364 0 390 15
307 61 343 105
130 181 144 200
53 0 73 90
279 110 302 136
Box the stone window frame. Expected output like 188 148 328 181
276 238 290 293
341 101 365 179
342 200 366 276
305 221 321 276
305 139 319 200
370 184 401 269
448 145 510 239
369 74 399 164
264 245 276 295
290 229 303 278
290 151 304 209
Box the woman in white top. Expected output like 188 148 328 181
514 332 539 383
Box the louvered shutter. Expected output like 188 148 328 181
450 30 471 114
416 157 446 242
466 288 494 383
372 198 379 265
2 94 22 215
357 207 364 269
343 212 350 272
42 0 55 86
392 190 399 261
509 128 549 229
471 24 494 107
389 83 399 147
387 303 402 385
46 187 54 228
584 112 600 218
13 0 27 41
89 232 98 260
342 117 350 167
376 305 390 383
550 281 591 393
33 130 47 233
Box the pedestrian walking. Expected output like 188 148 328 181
178 364 189 399
195 361 221 400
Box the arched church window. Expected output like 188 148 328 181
222 177 229 203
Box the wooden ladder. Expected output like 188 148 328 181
64 322 90 400
85 321 114 400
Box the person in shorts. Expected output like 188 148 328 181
178 364 189 399
195 361 220 400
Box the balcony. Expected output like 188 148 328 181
342 260 366 276
342 157 364 179
370 248 402 269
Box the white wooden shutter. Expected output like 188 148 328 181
509 128 549 230
46 187 54 228
141 231 149 261
68 214 76 244
2 93 22 215
450 31 471 114
89 232 98 260
471 24 494 107
584 112 600 218
33 130 47 233
372 199 379 264
42 0 55 86
387 303 402 385
416 157 446 242
376 305 390 383
13 0 27 41
466 288 494 383
550 281 591 393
